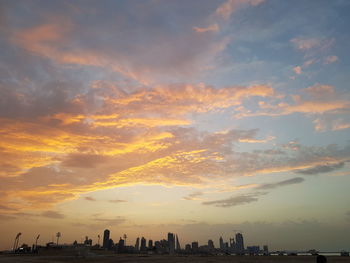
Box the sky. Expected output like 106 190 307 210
0 0 350 252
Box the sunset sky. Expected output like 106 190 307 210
1 0 350 251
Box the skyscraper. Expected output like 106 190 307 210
235 233 245 254
148 239 153 248
168 232 175 254
140 237 147 251
208 239 214 249
135 237 140 251
175 234 181 251
219 236 224 250
102 229 110 249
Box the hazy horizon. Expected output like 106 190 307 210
0 0 349 252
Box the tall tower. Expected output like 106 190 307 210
175 234 181 251
235 233 244 254
208 239 214 249
219 236 224 250
135 237 140 251
140 237 147 251
103 229 110 249
168 232 175 254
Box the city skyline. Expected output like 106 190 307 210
1 0 350 252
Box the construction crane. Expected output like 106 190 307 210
13 232 21 252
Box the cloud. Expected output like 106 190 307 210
183 191 203 201
84 196 96 201
9 10 229 85
291 37 321 50
256 177 304 190
324 55 338 64
0 205 17 211
202 192 266 207
304 84 335 98
93 216 126 226
0 214 16 221
295 162 345 175
215 0 264 20
293 66 302 75
235 84 350 119
109 199 128 203
40 210 65 219
193 24 219 33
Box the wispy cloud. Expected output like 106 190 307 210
256 177 304 190
40 210 65 219
202 192 266 207
109 199 128 203
84 196 96 201
183 191 203 201
295 162 345 175
193 24 219 33
215 0 264 20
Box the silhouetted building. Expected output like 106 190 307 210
140 237 147 251
235 233 244 254
192 241 198 252
230 237 236 251
208 239 214 249
135 237 140 251
176 234 181 251
84 236 92 246
103 229 110 249
168 233 175 254
263 245 269 255
117 238 125 253
247 246 259 255
148 239 153 249
107 238 114 250
219 236 224 250
185 244 191 252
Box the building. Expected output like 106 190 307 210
175 234 181 251
140 237 147 251
208 239 214 249
191 241 199 252
103 229 110 249
235 233 244 254
148 239 153 249
247 246 260 255
263 245 269 255
168 233 175 254
135 237 140 251
219 236 224 250
117 238 125 253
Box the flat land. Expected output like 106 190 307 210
1 255 350 263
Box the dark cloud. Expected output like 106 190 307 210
202 192 266 208
93 216 126 226
84 196 96 201
108 199 127 203
183 191 203 200
40 210 65 219
0 214 16 221
256 177 304 190
0 204 17 211
295 162 345 175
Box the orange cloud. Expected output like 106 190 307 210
215 0 264 20
293 66 302 75
193 24 219 33
324 55 338 64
